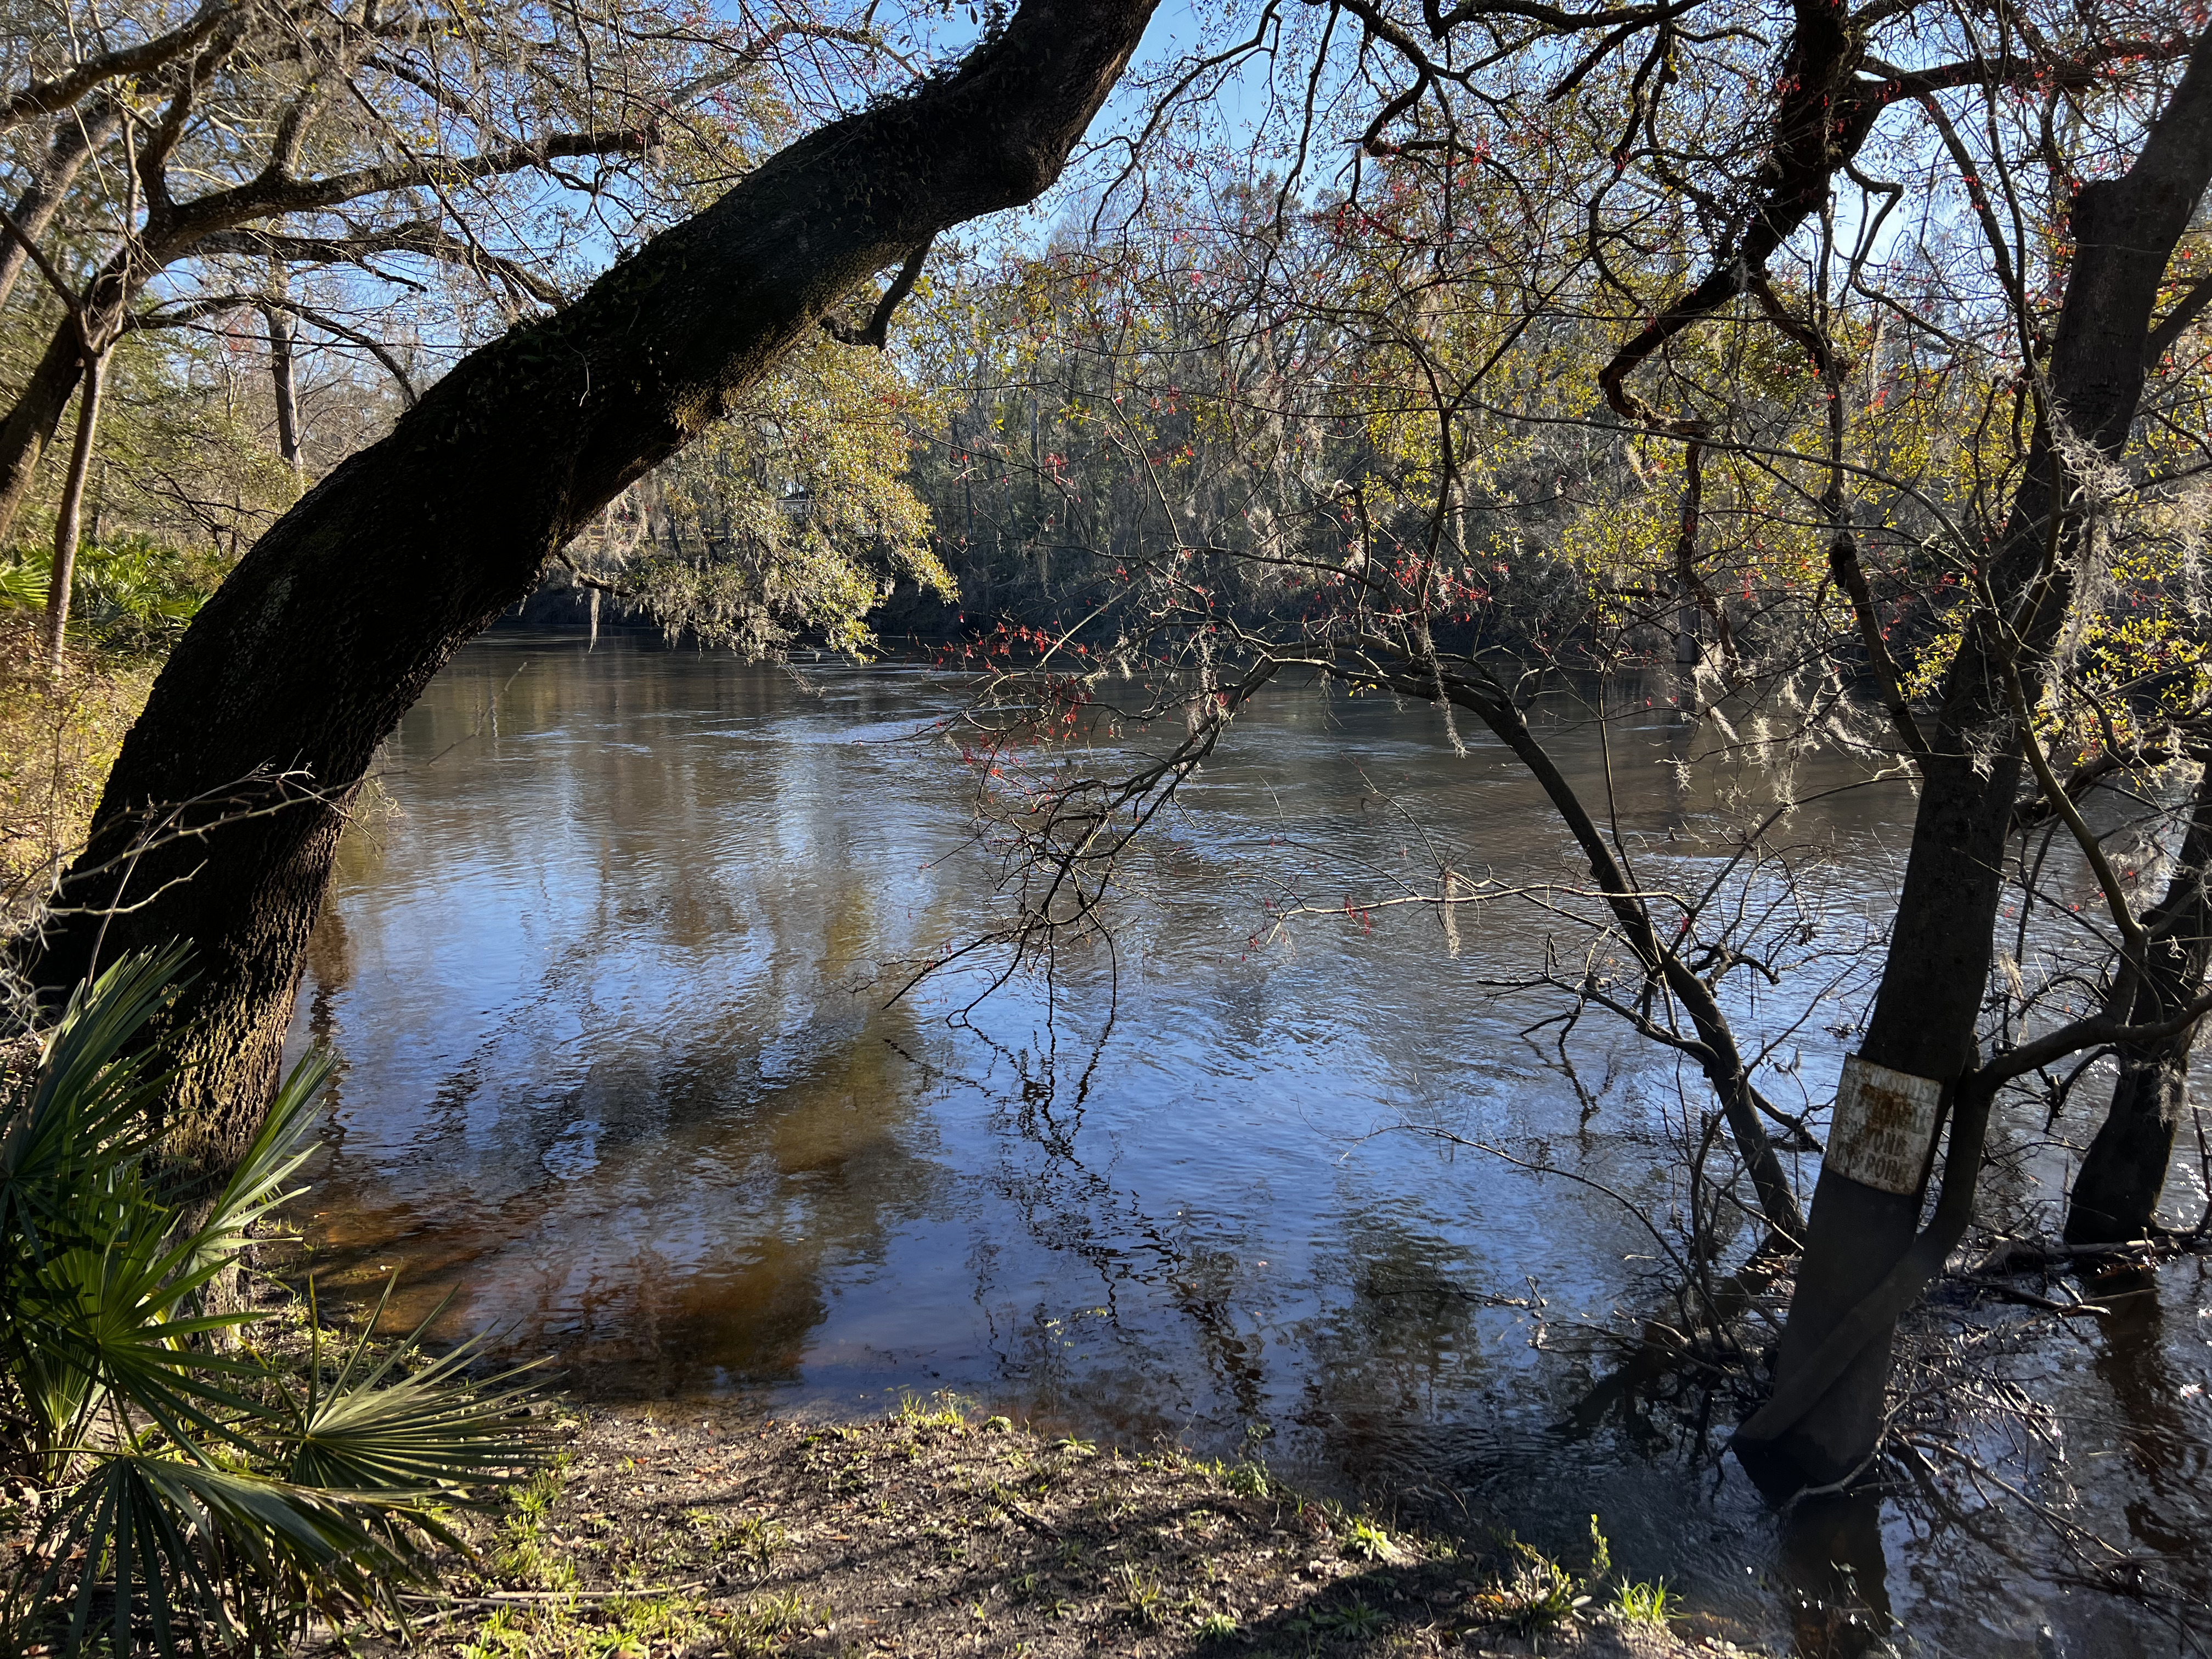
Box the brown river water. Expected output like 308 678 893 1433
282 631 2212 1658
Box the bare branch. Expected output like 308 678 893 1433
0 0 232 131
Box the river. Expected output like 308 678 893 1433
283 630 2211 1658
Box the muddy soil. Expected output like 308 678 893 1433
390 1400 1776 1659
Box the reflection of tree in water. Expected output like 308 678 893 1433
1758 1256 2212 1657
301 894 353 1051
1288 1213 1494 1459
298 777 956 1393
969 1123 1502 1458
942 998 1356 1440
952 990 1610 1472
1776 1493 1891 1659
302 996 953 1397
958 1022 1215 1432
1165 1239 1271 1426
2087 1261 2210 1604
291 646 995 1395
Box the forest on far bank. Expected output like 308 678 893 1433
12 0 2202 704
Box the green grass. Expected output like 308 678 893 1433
1113 1563 1166 1625
723 1589 831 1656
1468 1517 1613 1638
1219 1459 1274 1498
1341 1516 1397 1561
1314 1595 1390 1637
494 1458 580 1587
459 1592 720 1659
679 1508 782 1576
1614 1577 1674 1623
891 1391 974 1432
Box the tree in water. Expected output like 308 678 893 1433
2064 769 2212 1246
1741 22 2212 1486
896 0 2212 1494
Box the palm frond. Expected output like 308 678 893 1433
185 1045 336 1277
287 1279 546 1496
0 945 190 1269
35 1450 465 1657
26 1234 277 1457
2 946 556 1658
0 557 47 610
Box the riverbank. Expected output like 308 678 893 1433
383 1398 1774 1659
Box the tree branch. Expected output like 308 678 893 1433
127 292 419 406
155 127 655 252
2148 272 2212 363
0 0 232 131
821 235 934 349
194 224 565 305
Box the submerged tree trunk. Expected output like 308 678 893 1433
2065 767 2212 1245
20 0 1161 1179
1743 25 2212 1488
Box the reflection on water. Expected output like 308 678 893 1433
285 633 2212 1657
1780 1494 1892 1659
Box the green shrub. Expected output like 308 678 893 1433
1468 1516 1612 1637
0 535 225 653
0 946 547 1656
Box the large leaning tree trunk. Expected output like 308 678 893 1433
17 0 1163 1179
2064 764 2212 1246
1739 24 2212 1489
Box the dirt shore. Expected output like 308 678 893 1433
388 1398 1778 1659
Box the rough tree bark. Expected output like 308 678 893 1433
1743 24 2212 1488
2064 766 2212 1245
20 0 1164 1176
